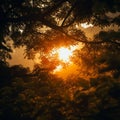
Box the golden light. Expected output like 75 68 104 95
54 63 79 80
33 43 83 79
53 65 63 73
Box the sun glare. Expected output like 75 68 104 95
33 44 83 79
58 47 72 62
57 45 77 63
52 45 78 77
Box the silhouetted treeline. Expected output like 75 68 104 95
0 62 120 120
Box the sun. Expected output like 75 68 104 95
57 45 77 63
58 47 72 62
52 45 78 76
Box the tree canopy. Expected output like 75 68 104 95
0 0 120 58
0 0 120 120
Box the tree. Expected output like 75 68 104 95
0 0 120 59
0 1 120 120
0 0 119 79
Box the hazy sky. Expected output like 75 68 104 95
7 46 34 70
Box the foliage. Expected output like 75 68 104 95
0 66 120 120
0 0 120 59
0 0 120 120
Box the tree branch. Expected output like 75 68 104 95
2 10 120 46
43 0 66 16
61 0 76 27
